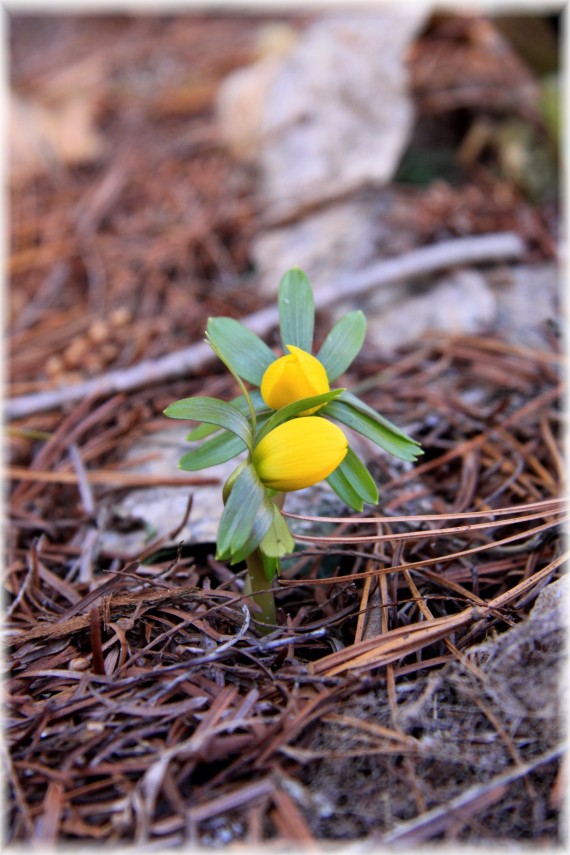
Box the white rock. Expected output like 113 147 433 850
217 55 283 165
217 9 428 220
259 10 428 219
364 269 497 354
97 427 245 559
252 194 400 296
218 10 428 299
490 262 560 347
216 23 298 164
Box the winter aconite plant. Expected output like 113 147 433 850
165 269 422 628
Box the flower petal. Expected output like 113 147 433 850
260 345 330 414
252 417 348 492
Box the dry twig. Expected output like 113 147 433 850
7 233 524 418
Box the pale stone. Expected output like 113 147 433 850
364 269 498 354
259 10 429 219
217 9 428 220
490 262 560 347
252 194 401 296
96 428 244 559
217 55 284 164
218 9 428 297
216 22 298 164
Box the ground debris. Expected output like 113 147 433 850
6 329 565 847
6 11 563 850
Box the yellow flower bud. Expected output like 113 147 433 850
252 417 348 492
260 345 329 414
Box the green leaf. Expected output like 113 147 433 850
324 399 422 462
343 447 379 505
179 430 246 471
255 388 345 443
340 391 423 445
187 391 267 441
226 389 266 417
326 467 364 512
231 504 294 566
260 506 295 558
164 396 252 447
278 268 315 353
327 448 378 511
216 464 274 562
181 410 273 470
317 310 367 382
206 332 259 433
187 422 221 442
207 317 276 386
228 508 275 565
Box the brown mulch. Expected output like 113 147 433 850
6 11 565 851
7 330 565 847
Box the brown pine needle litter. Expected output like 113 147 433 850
7 12 564 846
6 328 565 848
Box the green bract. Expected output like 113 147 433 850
164 267 423 626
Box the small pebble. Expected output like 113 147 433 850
63 337 89 368
110 307 132 327
46 354 65 377
88 320 109 343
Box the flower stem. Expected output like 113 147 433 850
244 548 276 632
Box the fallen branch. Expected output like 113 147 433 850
7 232 525 419
7 466 219 488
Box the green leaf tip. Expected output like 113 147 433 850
216 463 274 564
278 268 315 354
317 310 367 382
164 396 252 449
207 317 276 386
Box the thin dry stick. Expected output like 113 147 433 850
310 551 568 677
322 713 418 749
474 697 537 799
379 569 397 718
488 549 568 610
271 785 317 848
540 417 565 483
403 567 486 683
186 778 274 825
68 444 97 585
7 585 239 644
353 570 374 645
312 611 474 677
292 506 564 544
284 495 567 525
280 517 566 587
8 466 218 487
7 232 525 419
382 384 562 491
354 536 383 644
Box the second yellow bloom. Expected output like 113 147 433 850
260 345 330 414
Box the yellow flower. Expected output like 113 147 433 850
252 417 348 492
260 345 329 414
